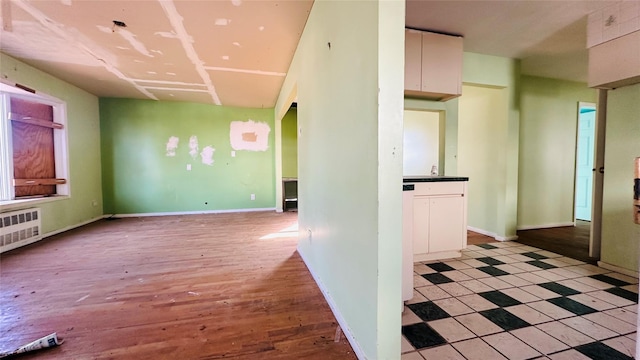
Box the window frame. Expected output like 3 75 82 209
0 82 70 203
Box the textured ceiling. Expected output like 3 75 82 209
0 0 616 107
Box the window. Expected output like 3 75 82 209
0 83 69 201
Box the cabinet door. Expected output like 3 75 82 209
412 196 430 254
428 196 464 253
421 32 463 96
405 30 422 92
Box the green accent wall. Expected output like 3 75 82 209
601 83 640 272
518 76 597 228
0 53 103 235
275 0 405 357
281 107 298 178
100 98 275 214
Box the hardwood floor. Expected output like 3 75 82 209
516 221 597 264
0 212 356 359
466 231 497 246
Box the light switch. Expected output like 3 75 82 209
187 164 191 171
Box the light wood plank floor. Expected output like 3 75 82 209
0 212 356 359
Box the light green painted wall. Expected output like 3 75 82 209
100 98 275 214
458 53 520 239
275 0 404 358
601 83 640 272
281 107 298 178
0 53 103 234
518 76 597 228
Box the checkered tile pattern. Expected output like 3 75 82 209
402 242 638 360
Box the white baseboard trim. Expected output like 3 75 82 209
597 261 639 278
2 215 105 253
467 226 517 242
516 222 576 231
297 246 367 360
108 207 276 218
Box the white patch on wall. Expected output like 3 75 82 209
117 28 153 57
231 0 242 6
232 42 242 47
188 135 199 159
61 0 72 5
258 26 265 32
230 120 270 152
200 146 215 166
222 55 229 60
166 136 179 156
155 31 178 39
215 18 231 26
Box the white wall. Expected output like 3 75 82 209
275 0 405 358
403 110 440 176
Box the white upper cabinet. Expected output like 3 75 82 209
404 29 463 101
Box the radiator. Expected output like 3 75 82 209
0 208 41 253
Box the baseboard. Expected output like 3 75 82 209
43 215 105 238
467 226 517 242
297 245 367 360
109 207 276 218
496 235 519 241
597 261 639 278
516 222 576 231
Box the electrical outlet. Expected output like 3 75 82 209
250 194 255 200
187 164 191 171
231 151 236 157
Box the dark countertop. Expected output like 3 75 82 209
403 176 469 183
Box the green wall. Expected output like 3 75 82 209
518 76 597 228
100 98 275 214
281 107 298 178
601 83 640 272
275 0 405 358
0 53 103 235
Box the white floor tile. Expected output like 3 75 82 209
514 271 550 283
548 349 591 360
540 258 572 267
458 279 494 293
536 321 594 346
401 335 416 353
505 304 554 325
603 336 636 358
571 277 614 290
531 270 567 282
415 264 437 275
419 344 465 360
547 268 583 280
535 250 562 258
456 294 499 311
462 250 484 259
560 316 618 340
414 275 432 287
526 300 575 320
476 249 502 257
605 272 639 285
478 276 512 290
428 318 476 343
565 265 609 277
454 313 503 336
603 308 638 325
511 326 570 355
567 293 617 311
493 248 515 255
555 257 585 266
401 351 424 360
493 255 521 264
582 312 637 334
556 279 598 293
406 290 428 305
433 297 474 316
483 332 541 360
622 284 639 293
623 304 638 313
507 254 538 262
494 264 527 275
416 285 452 301
439 282 474 297
460 268 493 279
452 338 508 360
520 285 562 300
588 290 635 307
499 275 533 287
402 307 423 326
460 258 489 268
443 260 472 270
440 270 473 282
500 288 542 303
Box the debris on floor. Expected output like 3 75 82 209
0 333 63 358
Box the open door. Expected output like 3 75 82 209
575 103 596 221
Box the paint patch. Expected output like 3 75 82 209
189 135 199 159
155 31 178 39
200 146 215 165
116 46 129 50
231 0 242 6
222 55 229 60
166 136 179 156
258 26 265 31
215 18 231 26
97 25 112 33
166 72 176 76
147 71 157 75
61 0 72 5
232 42 241 47
117 28 153 57
230 120 270 152
151 49 163 55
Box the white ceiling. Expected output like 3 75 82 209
0 0 616 107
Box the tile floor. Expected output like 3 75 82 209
402 242 638 360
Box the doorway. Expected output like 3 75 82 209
574 102 596 221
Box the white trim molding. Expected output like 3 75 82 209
597 261 639 278
467 226 518 242
109 207 276 218
516 222 576 231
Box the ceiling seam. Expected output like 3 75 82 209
10 0 158 101
157 0 222 105
203 66 286 77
